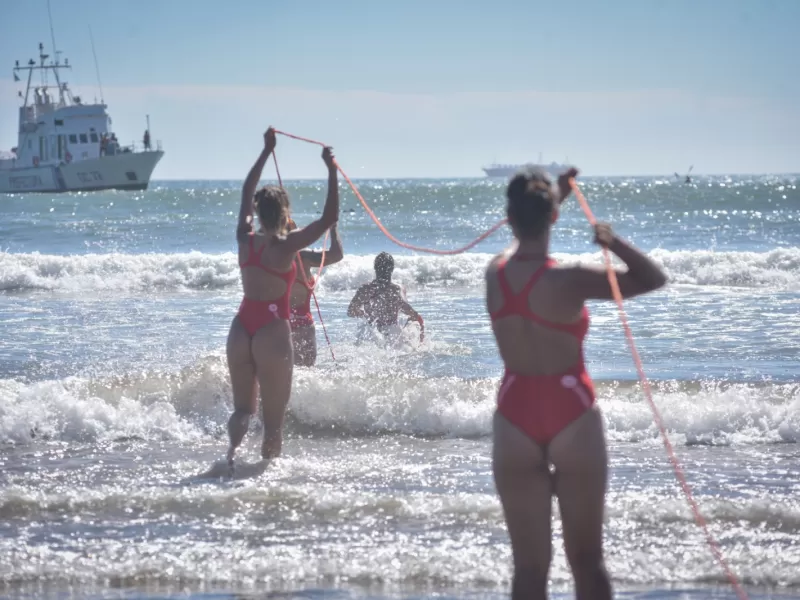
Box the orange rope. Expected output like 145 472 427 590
272 151 329 283
571 181 749 600
271 129 747 600
272 150 335 361
274 129 509 255
310 290 335 360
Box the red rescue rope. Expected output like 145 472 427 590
572 181 748 600
271 127 750 600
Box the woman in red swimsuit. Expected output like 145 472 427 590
286 220 343 367
487 167 666 600
226 128 339 467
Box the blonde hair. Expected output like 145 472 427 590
254 185 290 232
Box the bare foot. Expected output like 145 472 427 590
260 441 281 460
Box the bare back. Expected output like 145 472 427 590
486 253 587 376
360 281 404 327
489 250 613 600
238 233 295 303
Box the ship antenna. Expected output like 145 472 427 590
47 0 60 64
88 25 105 104
47 0 69 105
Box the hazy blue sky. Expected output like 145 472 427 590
1 0 798 179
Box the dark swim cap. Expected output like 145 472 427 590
374 252 394 279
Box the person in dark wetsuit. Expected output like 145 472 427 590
347 252 423 343
487 166 666 600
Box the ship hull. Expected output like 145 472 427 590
483 163 566 179
483 167 520 178
0 150 164 194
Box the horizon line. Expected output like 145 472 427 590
150 171 799 182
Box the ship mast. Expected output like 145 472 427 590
12 1 71 110
13 42 72 110
46 0 67 105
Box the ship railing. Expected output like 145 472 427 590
121 140 164 153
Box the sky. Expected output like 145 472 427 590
1 0 798 179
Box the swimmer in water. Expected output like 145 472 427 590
347 252 424 343
286 219 343 366
487 167 666 599
226 127 339 468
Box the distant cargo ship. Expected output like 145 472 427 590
482 154 568 179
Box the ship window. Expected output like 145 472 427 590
90 133 99 143
69 134 78 144
126 171 138 182
79 134 88 144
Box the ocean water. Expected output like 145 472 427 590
1 175 799 600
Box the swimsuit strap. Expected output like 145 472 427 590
492 258 588 339
497 258 553 304
240 235 296 281
242 233 266 266
252 234 271 262
294 255 316 290
275 259 297 282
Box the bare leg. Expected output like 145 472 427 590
226 317 257 466
549 407 612 600
292 323 318 367
493 412 553 600
251 322 294 459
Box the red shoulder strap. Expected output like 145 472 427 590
498 259 551 300
516 259 554 299
253 236 267 258
240 234 257 265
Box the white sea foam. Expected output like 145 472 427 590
1 356 796 446
2 247 799 293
